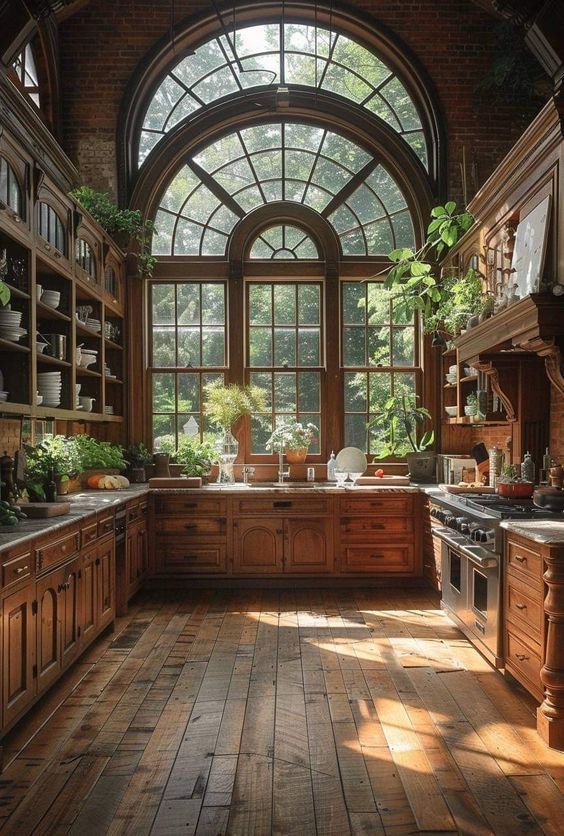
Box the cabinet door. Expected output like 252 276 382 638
233 519 283 574
137 522 148 579
2 582 36 728
284 518 333 573
81 544 98 643
96 536 115 632
125 524 139 600
36 568 63 694
60 558 81 669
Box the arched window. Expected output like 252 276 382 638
152 121 415 258
0 157 23 218
38 202 65 254
137 20 428 170
250 225 319 259
12 43 40 107
75 239 96 278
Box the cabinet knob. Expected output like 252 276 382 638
14 565 28 575
515 653 529 662
95 558 100 566
514 555 527 563
515 602 527 610
184 523 198 530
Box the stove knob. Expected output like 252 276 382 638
430 507 440 518
459 522 470 535
454 517 467 531
445 514 456 528
471 528 484 542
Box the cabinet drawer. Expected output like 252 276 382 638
154 496 226 516
81 521 98 548
505 627 543 699
159 543 227 574
155 517 226 537
36 531 80 573
98 514 115 538
127 503 141 523
234 497 330 515
340 516 413 539
507 539 543 586
505 574 544 642
2 552 32 588
341 545 414 573
340 495 413 515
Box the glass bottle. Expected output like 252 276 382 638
327 451 337 482
521 451 535 484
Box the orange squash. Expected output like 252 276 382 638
87 475 103 489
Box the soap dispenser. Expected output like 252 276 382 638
327 451 337 482
521 451 535 484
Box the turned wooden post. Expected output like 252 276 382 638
538 547 564 749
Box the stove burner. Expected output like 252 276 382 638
457 493 559 520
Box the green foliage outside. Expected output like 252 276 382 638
367 395 434 459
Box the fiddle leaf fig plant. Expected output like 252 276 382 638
385 201 475 327
368 394 434 459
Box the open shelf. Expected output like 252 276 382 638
77 366 101 378
104 376 123 385
444 416 509 426
37 354 72 368
104 337 123 351
76 321 102 339
0 338 30 353
36 301 72 323
6 285 30 301
0 401 34 415
460 374 478 384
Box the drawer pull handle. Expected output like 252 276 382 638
274 501 292 508
14 565 29 575
514 555 527 563
515 602 527 610
515 653 529 662
184 523 198 530
183 503 198 509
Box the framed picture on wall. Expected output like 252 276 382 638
511 195 551 298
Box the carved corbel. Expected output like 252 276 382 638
472 361 517 420
520 337 564 396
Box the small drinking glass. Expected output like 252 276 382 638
348 471 363 485
335 470 348 487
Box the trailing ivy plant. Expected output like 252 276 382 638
385 201 474 327
424 267 484 337
70 186 156 276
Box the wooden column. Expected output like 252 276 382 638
538 548 564 749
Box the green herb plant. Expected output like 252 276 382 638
424 268 486 337
175 438 219 477
24 436 82 500
72 435 126 470
123 442 153 469
70 186 156 276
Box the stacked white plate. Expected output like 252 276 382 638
104 405 114 415
0 308 26 342
75 383 81 408
86 318 101 332
0 390 9 402
38 371 62 407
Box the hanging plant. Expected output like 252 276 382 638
70 186 156 276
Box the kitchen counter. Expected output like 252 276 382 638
151 482 420 493
0 485 149 552
500 518 564 545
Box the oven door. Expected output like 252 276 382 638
466 558 501 665
432 527 467 619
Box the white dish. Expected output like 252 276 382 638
336 446 368 474
444 406 458 417
0 392 8 402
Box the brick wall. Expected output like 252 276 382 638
550 388 564 461
0 419 25 457
58 0 541 203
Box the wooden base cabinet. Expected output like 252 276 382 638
284 518 333 573
233 519 283 574
2 583 36 729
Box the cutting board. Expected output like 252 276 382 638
18 501 71 517
355 475 411 486
148 477 203 488
439 484 495 494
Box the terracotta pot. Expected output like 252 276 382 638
286 447 308 464
497 481 533 498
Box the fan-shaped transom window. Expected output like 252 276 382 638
152 121 415 257
0 157 23 218
139 21 427 169
250 225 319 259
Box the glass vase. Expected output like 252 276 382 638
215 428 239 483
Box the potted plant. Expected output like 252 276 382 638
203 381 267 482
424 268 489 338
23 436 82 499
265 420 318 464
465 392 478 417
368 394 436 482
70 186 156 276
123 442 153 483
174 438 219 481
72 435 126 485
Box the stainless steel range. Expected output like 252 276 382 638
430 491 558 668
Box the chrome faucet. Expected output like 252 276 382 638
277 449 290 484
242 466 255 484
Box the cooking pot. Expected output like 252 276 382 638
497 481 533 498
533 487 564 511
43 334 67 361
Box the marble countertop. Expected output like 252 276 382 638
500 518 564 545
151 482 421 493
0 485 149 552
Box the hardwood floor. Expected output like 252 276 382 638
1 587 563 835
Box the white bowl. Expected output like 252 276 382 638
36 394 43 405
80 356 96 368
444 406 458 417
0 392 8 402
37 341 48 353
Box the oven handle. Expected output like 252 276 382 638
431 526 499 568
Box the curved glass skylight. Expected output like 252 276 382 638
250 225 319 259
139 22 427 169
12 43 40 106
152 121 415 257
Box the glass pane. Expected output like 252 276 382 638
249 372 273 410
274 328 296 367
343 326 365 367
300 414 320 453
393 372 416 399
274 285 296 324
174 218 202 255
177 374 200 413
366 284 392 324
251 414 272 453
368 327 390 366
274 373 296 412
368 372 392 409
249 328 272 366
344 372 367 412
342 283 365 325
202 327 225 366
153 414 176 448
177 284 200 325
392 328 415 366
298 372 321 412
298 329 320 366
152 284 175 325
339 228 366 256
345 414 367 452
201 284 225 324
298 285 320 324
249 284 272 324
152 373 175 412
152 328 176 366
364 219 394 254
178 327 200 367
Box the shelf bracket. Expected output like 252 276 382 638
472 361 517 421
520 337 564 396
